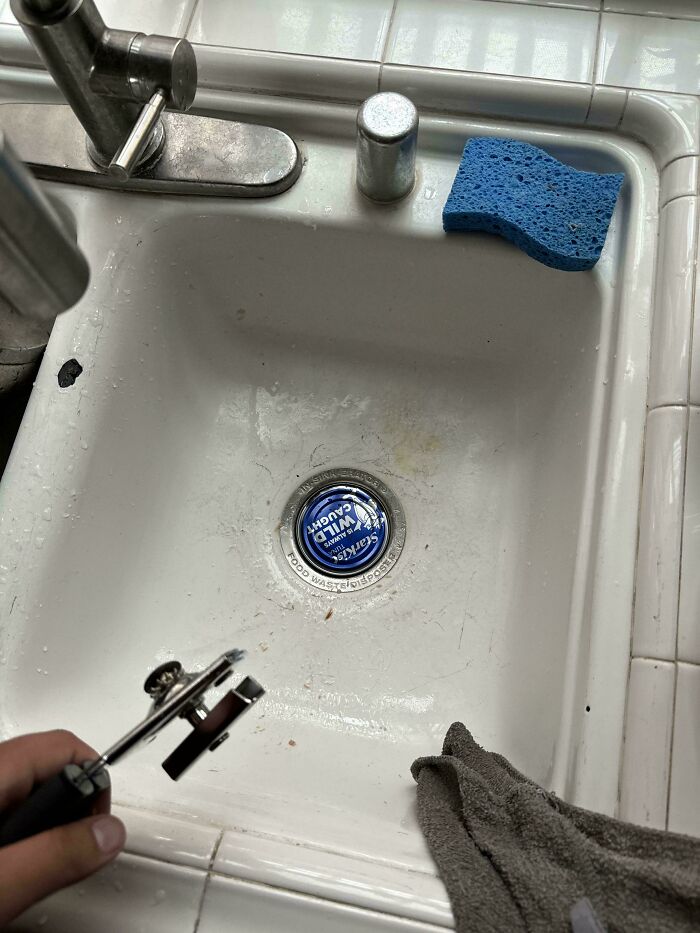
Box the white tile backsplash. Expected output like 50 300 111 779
678 408 700 664
632 407 687 660
380 65 592 123
604 1 700 18
111 804 220 871
690 265 700 408
188 0 394 61
647 196 697 408
513 0 600 7
7 855 206 933
586 85 627 129
385 0 599 83
213 828 452 928
619 659 675 829
598 12 700 95
619 92 700 170
194 45 380 101
97 0 196 35
2 0 197 35
198 876 446 933
660 156 699 207
668 662 700 836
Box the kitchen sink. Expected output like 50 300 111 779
0 101 656 920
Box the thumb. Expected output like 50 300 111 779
0 814 125 926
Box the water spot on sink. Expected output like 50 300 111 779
236 308 246 320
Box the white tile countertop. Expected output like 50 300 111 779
1 0 700 930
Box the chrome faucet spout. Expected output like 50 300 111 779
10 0 197 175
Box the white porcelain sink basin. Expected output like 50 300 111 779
0 102 655 922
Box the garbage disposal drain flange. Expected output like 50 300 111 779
280 468 405 592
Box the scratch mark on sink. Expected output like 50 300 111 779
488 630 502 662
309 443 326 468
9 596 17 615
264 595 295 613
434 662 471 683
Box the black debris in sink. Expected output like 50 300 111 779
57 358 83 388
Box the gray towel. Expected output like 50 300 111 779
411 723 700 932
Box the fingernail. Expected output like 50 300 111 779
91 816 125 855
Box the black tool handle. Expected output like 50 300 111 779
0 763 110 848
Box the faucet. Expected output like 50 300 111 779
0 0 301 387
2 1 301 196
10 0 197 178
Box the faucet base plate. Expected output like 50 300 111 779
0 102 302 197
86 116 166 175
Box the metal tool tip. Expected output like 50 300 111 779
225 648 246 663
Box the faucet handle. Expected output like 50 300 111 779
91 32 197 112
108 88 167 179
94 31 197 176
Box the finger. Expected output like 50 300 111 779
0 813 125 926
0 731 98 810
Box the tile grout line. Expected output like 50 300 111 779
647 401 694 413
618 394 647 810
378 0 399 93
5 40 700 104
583 9 603 121
192 829 224 933
661 191 699 210
665 181 700 827
629 655 676 665
614 87 629 131
665 186 699 825
457 0 700 21
664 432 685 830
181 0 200 39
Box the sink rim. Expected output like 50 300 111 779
0 97 658 925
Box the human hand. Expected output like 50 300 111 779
0 730 126 926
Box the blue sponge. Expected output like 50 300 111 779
442 137 624 272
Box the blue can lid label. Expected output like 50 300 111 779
297 485 389 575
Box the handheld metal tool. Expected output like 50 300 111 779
0 650 264 848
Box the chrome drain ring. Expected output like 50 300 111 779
280 468 406 592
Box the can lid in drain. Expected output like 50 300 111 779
296 484 389 575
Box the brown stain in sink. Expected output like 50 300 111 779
383 416 444 477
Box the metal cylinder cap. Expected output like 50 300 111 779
296 484 390 576
356 92 418 202
358 92 418 144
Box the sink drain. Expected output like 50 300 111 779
280 468 405 592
